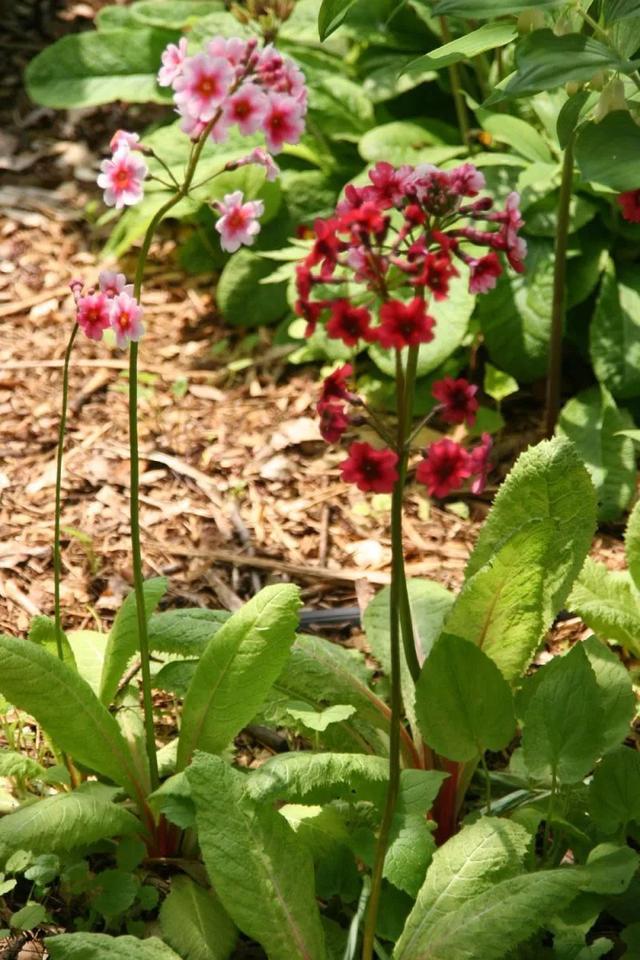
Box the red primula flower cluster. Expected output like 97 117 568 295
617 189 640 223
295 159 526 343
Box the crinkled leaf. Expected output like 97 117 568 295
590 261 640 400
188 753 326 960
590 748 640 833
47 934 181 959
626 499 640 590
568 558 640 657
583 635 635 753
148 609 228 657
160 876 237 960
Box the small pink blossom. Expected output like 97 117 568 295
263 94 305 153
174 53 234 122
223 83 268 135
109 130 142 153
469 432 493 494
215 190 265 252
69 277 84 303
109 291 144 348
76 292 111 341
233 147 280 182
207 36 251 67
97 148 148 209
468 252 502 294
98 270 132 298
158 37 188 87
180 113 208 141
449 163 485 197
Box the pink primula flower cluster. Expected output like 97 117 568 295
158 36 307 154
71 272 144 348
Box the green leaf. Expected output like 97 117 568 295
247 752 390 805
286 702 356 732
384 815 436 898
370 267 474 377
583 635 635 753
25 27 176 108
556 90 592 150
0 636 143 802
160 876 236 960
130 0 224 28
359 120 462 166
568 558 640 656
465 437 597 624
575 111 640 191
403 22 516 75
443 521 550 683
217 250 289 327
364 579 455 668
318 0 358 39
394 817 531 959
29 615 75 667
308 75 374 142
47 934 182 959
12 902 47 930
590 261 640 400
100 578 166 705
0 792 138 863
522 644 603 784
580 842 639 894
626 499 640 589
557 385 636 521
431 0 562 13
0 749 46 781
177 584 301 768
148 608 228 657
483 363 518 402
604 0 640 23
478 112 552 164
187 753 326 960
93 869 138 917
415 635 516 761
477 237 554 382
399 870 583 960
493 31 637 102
590 748 640 832
66 630 108 696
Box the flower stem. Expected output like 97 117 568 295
128 118 221 794
544 136 574 438
439 17 473 151
53 322 78 660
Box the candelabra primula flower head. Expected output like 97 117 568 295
73 272 143 350
76 291 112 341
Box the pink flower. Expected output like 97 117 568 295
469 432 492 495
180 113 208 141
232 147 280 182
97 148 148 209
263 94 305 153
109 130 142 153
215 190 265 253
158 37 188 87
98 270 132 298
449 163 485 197
174 53 234 122
223 83 269 135
207 36 250 67
76 292 111 341
109 291 144 348
468 252 502 294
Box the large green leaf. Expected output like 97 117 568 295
384 814 436 899
465 437 597 624
443 521 550 683
160 876 237 960
217 250 289 327
148 608 228 657
370 267 474 377
47 934 181 959
477 112 552 163
394 817 531 959
318 0 359 39
493 31 638 102
568 558 640 657
25 27 176 108
100 578 167 705
590 261 640 400
557 385 635 521
431 0 562 13
364 579 454 669
415 635 515 761
359 120 462 167
522 644 603 784
477 237 554 382
188 753 326 960
0 636 142 802
0 791 138 863
583 635 635 753
625 499 640 589
130 0 224 28
403 22 516 75
247 752 389 804
590 747 640 833
576 111 640 191
66 630 108 696
177 585 301 768
308 75 374 142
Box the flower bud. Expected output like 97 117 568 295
565 81 582 97
594 78 627 121
589 70 608 92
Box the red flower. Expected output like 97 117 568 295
326 300 374 346
308 218 342 273
295 298 328 337
416 439 472 498
340 442 399 493
414 252 458 300
319 403 349 443
468 252 502 294
296 262 313 300
364 161 412 209
318 363 353 405
469 432 492 494
432 377 479 426
617 190 640 223
377 298 435 349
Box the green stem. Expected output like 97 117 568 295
544 136 574 438
439 17 473 151
480 753 492 814
362 347 416 960
129 118 221 794
53 323 79 660
397 346 421 685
